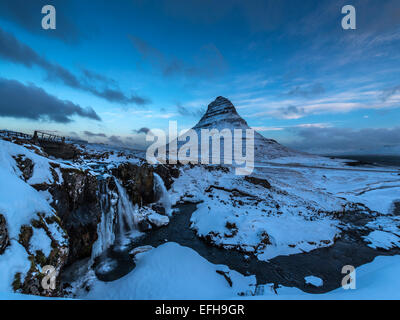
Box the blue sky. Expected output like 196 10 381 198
0 0 399 154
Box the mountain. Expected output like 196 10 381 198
176 96 299 163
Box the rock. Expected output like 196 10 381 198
18 225 33 251
13 155 34 181
15 215 69 297
112 163 155 205
138 219 152 232
39 141 79 160
216 270 233 287
244 176 271 189
153 164 180 190
151 203 166 215
129 245 154 257
0 214 9 254
50 168 102 264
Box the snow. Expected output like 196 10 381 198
0 141 55 238
304 276 324 287
171 165 341 260
254 255 400 300
363 231 400 250
30 228 52 257
79 242 256 300
147 212 169 227
0 139 67 295
0 241 30 293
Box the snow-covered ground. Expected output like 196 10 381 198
1 135 400 300
0 139 68 295
168 161 399 262
4 243 400 300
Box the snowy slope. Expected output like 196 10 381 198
0 139 68 294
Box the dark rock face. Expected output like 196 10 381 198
50 168 102 264
39 141 79 160
154 164 180 190
0 214 9 255
112 163 155 205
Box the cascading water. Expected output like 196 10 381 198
91 177 141 259
91 179 117 259
153 173 172 216
114 179 140 238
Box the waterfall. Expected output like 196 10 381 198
153 173 172 216
91 177 141 259
91 180 117 259
114 179 139 237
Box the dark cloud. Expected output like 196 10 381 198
381 85 400 102
83 131 107 138
81 69 118 87
130 35 227 78
286 126 400 154
0 28 150 106
0 78 101 123
275 105 306 119
286 83 325 98
132 127 151 135
108 135 125 146
176 104 206 118
0 0 81 44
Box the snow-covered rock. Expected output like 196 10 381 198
79 242 256 300
304 276 324 287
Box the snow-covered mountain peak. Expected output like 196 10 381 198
194 96 249 130
190 96 299 160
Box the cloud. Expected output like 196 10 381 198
129 35 227 78
81 69 118 87
132 127 151 135
0 0 81 44
286 83 325 98
273 105 306 120
286 126 400 154
0 78 101 123
176 104 206 118
252 126 283 132
0 28 150 106
381 85 400 102
83 131 107 138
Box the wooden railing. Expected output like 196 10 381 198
33 131 65 143
0 130 66 144
0 130 33 140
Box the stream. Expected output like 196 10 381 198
88 202 400 294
